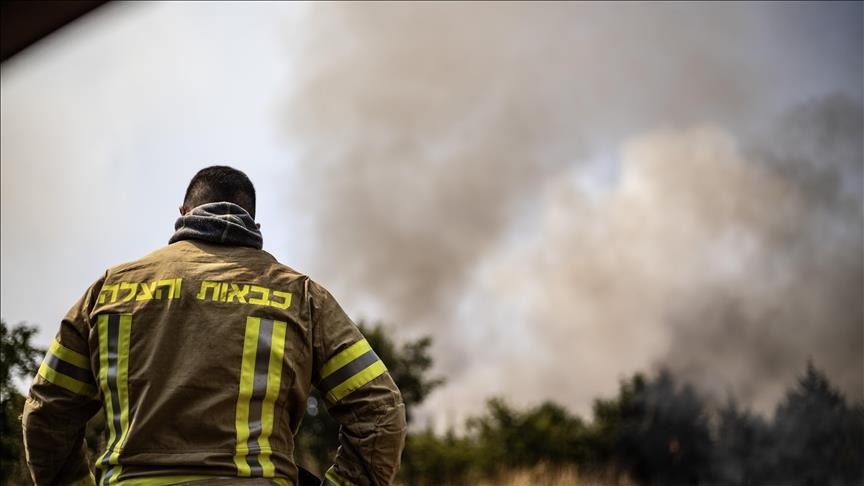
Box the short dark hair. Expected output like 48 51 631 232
183 166 256 218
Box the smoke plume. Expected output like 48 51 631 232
282 2 863 422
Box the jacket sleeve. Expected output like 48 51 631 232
310 285 407 486
23 282 103 486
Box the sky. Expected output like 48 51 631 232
2 1 862 428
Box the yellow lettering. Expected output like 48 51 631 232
227 284 249 303
119 282 138 302
197 281 220 301
98 284 119 304
136 282 157 301
269 291 292 310
248 286 270 306
155 279 177 300
99 277 183 305
195 281 290 309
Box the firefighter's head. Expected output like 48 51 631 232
181 165 257 218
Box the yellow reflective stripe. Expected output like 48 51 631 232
324 466 357 486
37 361 98 397
104 466 121 486
69 472 96 486
258 320 287 477
326 360 387 403
234 316 260 477
96 314 132 485
41 337 96 395
109 476 214 486
234 317 288 477
320 339 372 379
104 475 295 486
49 339 90 369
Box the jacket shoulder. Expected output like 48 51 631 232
101 241 312 283
101 243 190 275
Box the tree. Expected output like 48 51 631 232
467 398 589 476
770 361 863 485
590 370 713 485
712 398 773 485
0 320 43 404
401 397 591 485
1 319 45 485
294 321 443 476
400 427 479 486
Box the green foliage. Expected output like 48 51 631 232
401 428 479 486
590 370 714 484
1 319 45 485
769 361 863 484
588 373 644 469
468 398 589 473
1 392 29 485
711 362 864 486
1 320 43 402
405 364 863 486
400 398 591 484
712 398 773 485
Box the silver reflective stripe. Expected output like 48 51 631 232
102 314 122 483
318 349 380 396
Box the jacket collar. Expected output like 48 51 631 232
169 202 263 249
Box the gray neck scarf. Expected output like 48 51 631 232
169 202 263 249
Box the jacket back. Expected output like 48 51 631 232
24 238 406 485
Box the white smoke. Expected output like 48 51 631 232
281 2 863 424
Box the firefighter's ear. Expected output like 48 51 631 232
179 205 187 216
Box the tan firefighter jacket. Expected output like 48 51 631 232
23 202 407 486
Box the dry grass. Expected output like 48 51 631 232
473 464 633 486
393 462 636 486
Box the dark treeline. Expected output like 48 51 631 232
396 364 864 486
2 320 863 485
300 323 864 486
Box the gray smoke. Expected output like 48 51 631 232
664 96 864 410
282 2 863 421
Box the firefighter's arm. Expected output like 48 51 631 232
23 285 102 486
322 375 406 486
310 285 407 486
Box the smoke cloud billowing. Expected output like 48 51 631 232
282 2 863 422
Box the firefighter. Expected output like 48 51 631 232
22 166 407 486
